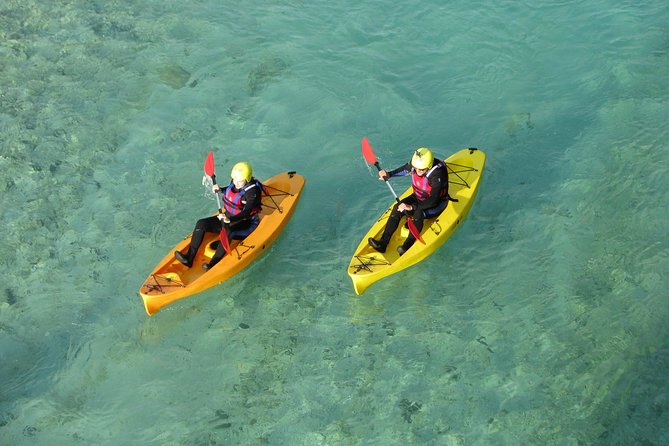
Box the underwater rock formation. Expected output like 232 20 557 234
247 57 287 96
158 63 191 89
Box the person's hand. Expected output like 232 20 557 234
217 213 230 224
378 169 389 181
398 203 413 213
212 184 221 194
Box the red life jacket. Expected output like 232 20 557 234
411 160 447 201
223 180 262 216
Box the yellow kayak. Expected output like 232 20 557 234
139 171 305 315
348 148 485 295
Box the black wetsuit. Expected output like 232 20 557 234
379 160 448 250
183 179 262 266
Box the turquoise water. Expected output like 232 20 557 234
1 0 668 444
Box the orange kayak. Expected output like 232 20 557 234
139 171 305 315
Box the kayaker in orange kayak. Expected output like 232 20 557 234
175 161 262 270
368 148 449 256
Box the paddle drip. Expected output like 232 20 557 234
363 154 382 178
202 174 216 200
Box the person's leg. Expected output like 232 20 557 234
398 211 424 253
369 196 417 252
398 199 448 254
203 242 227 270
204 217 259 269
176 216 221 267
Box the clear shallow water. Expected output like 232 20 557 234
1 0 668 444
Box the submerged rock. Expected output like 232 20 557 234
4 288 17 305
399 398 422 423
158 63 191 89
505 112 534 136
247 57 287 96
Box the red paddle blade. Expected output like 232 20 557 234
361 137 378 165
204 151 215 177
407 217 425 244
220 227 231 254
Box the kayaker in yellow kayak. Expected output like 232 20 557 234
175 161 262 270
368 148 449 256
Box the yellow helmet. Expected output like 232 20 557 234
230 162 252 182
411 148 434 170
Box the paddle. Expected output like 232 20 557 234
203 151 231 254
361 137 425 244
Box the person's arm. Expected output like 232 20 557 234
379 161 412 180
387 162 412 178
